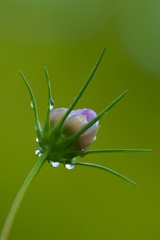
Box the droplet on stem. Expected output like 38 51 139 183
49 161 60 168
35 148 42 157
65 164 75 170
49 99 54 111
31 101 33 108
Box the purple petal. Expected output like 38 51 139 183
68 108 97 122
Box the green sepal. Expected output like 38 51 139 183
43 67 54 133
72 148 152 157
20 71 42 140
49 47 107 143
58 90 128 150
75 161 137 185
65 149 152 159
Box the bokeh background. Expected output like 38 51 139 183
0 1 160 239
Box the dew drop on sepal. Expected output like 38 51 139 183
31 101 33 108
65 164 75 170
35 148 42 157
49 99 54 111
49 161 60 167
36 137 39 142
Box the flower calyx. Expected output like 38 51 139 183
21 48 151 185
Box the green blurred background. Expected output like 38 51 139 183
0 1 160 239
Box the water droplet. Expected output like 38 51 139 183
31 101 33 108
35 148 42 157
36 137 39 142
49 104 54 111
65 164 75 170
49 161 60 168
95 121 99 126
49 99 54 111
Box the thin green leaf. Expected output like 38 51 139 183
20 71 42 139
76 162 137 185
81 148 152 156
68 148 152 157
49 47 107 142
59 90 127 149
43 67 54 132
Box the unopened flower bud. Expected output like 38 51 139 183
50 108 67 128
50 108 99 150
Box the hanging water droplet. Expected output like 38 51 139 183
49 99 54 111
65 164 75 170
49 161 60 168
49 104 54 111
31 101 34 108
93 136 96 141
35 148 42 157
36 137 39 142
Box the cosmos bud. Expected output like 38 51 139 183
50 108 99 150
50 108 68 128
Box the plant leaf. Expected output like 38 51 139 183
43 67 54 132
20 71 42 139
59 90 128 150
76 161 137 185
79 148 152 156
49 47 107 142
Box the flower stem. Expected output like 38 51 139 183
0 151 49 240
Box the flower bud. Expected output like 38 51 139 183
50 108 99 151
50 108 68 128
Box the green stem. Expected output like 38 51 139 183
0 151 49 240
